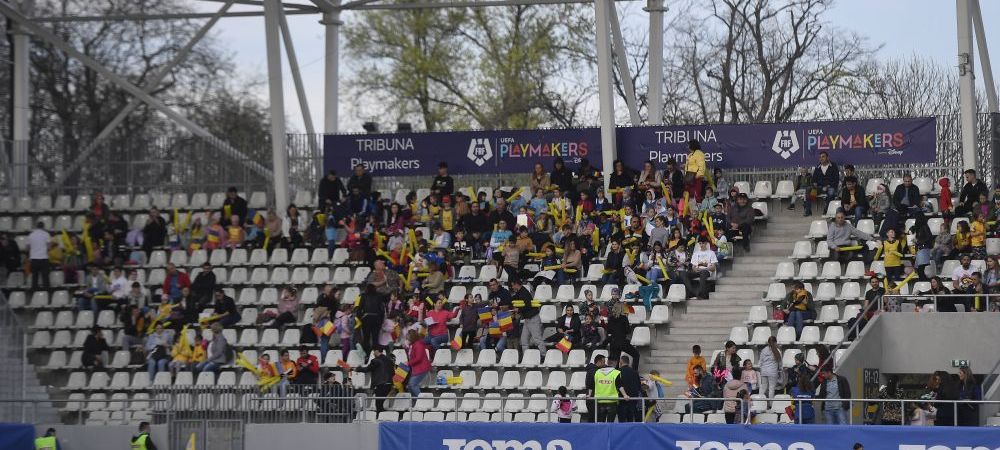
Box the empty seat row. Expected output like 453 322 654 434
728 324 847 347
147 247 347 268
0 192 267 213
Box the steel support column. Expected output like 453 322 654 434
264 0 290 212
608 0 639 125
55 0 235 189
278 4 321 184
957 0 980 172
645 0 665 125
595 0 617 189
10 0 32 196
972 0 998 113
322 6 341 134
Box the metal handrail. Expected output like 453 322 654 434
811 291 881 381
882 292 1000 312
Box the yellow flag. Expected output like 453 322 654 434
186 432 197 450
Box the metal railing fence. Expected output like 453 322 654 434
3 392 999 426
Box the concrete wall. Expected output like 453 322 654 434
34 424 168 450
838 313 1000 389
245 423 379 450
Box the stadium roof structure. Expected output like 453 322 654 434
2 0 997 211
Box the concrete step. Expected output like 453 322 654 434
708 291 767 301
665 326 735 335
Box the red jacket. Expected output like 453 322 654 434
162 271 192 298
407 340 431 375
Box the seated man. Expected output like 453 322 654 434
685 238 718 300
293 345 320 385
826 210 877 265
75 264 109 314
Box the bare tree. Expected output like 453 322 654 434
823 56 959 119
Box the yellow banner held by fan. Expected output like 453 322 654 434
635 274 652 285
446 376 464 385
506 187 524 203
512 300 542 308
649 374 673 386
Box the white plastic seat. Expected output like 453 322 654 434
775 326 796 345
432 393 458 412
841 304 861 323
773 180 794 199
498 349 519 367
795 261 818 280
816 305 840 324
838 282 861 300
789 241 812 259
458 394 482 412
821 326 845 345
432 349 452 367
752 181 772 199
814 282 837 302
474 349 497 368
806 220 828 239
666 284 687 302
729 326 749 345
630 327 651 346
748 327 771 346
745 306 768 325
647 305 669 324
522 371 544 390
772 262 795 280
565 350 586 368
499 371 521 389
843 261 866 279
762 283 786 303
518 349 541 368
781 350 802 368
819 261 842 280
797 326 821 344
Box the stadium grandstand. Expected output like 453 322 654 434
1 0 1000 450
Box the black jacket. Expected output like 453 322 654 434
892 184 921 209
584 363 597 395
512 286 537 318
818 374 852 410
431 175 454 196
554 313 582 343
221 196 248 224
356 353 395 386
959 180 988 209
347 173 373 196
812 163 840 189
359 293 386 322
713 351 743 381
319 177 346 206
608 170 635 191
459 212 491 236
489 209 516 232
840 186 869 209
607 314 631 346
191 272 216 300
664 169 685 198
142 217 167 247
550 167 575 193
619 366 642 396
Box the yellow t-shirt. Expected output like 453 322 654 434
685 150 706 178
882 239 904 267
954 232 970 250
971 221 986 247
441 209 454 232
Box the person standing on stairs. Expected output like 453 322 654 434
606 302 640 370
758 337 782 405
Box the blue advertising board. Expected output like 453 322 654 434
324 117 936 176
379 422 1000 450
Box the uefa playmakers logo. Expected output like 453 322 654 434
467 138 494 166
772 130 800 159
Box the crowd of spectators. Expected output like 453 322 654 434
1 139 994 425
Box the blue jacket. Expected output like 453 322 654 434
812 162 840 189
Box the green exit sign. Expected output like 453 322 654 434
952 359 969 368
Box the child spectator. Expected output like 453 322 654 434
580 314 602 349
953 221 971 256
970 212 987 259
225 215 244 249
335 304 355 360
740 359 758 393
550 386 576 423
685 345 707 388
931 222 953 267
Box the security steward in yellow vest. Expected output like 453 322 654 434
130 421 157 450
593 355 629 422
34 428 59 450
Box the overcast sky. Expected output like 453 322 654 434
193 0 1000 133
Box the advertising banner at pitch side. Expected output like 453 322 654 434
324 117 936 176
379 422 1000 450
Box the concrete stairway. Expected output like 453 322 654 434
646 206 815 400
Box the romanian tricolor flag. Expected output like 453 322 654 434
488 321 501 336
393 364 410 386
556 337 572 354
391 324 401 341
497 311 513 332
450 332 463 351
313 318 335 337
477 307 493 324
